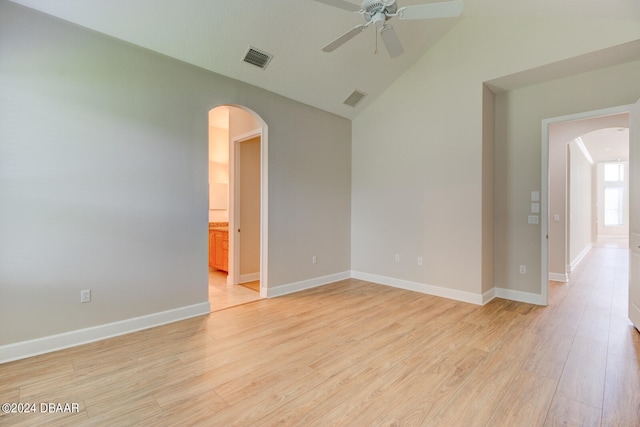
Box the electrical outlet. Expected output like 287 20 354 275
312 255 317 264
394 254 400 263
417 257 423 266
519 265 526 274
80 289 91 303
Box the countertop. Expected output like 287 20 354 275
209 222 229 232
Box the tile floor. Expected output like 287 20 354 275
208 268 263 312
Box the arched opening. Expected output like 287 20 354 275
207 105 268 311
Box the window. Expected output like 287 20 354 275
604 187 624 226
603 162 625 227
604 162 624 182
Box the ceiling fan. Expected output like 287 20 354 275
313 0 464 58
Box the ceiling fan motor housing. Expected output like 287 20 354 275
363 0 398 22
317 0 463 58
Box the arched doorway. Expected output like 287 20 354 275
207 105 268 310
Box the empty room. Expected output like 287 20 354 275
1 0 640 425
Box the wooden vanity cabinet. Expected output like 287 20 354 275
209 229 228 272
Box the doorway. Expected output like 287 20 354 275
233 133 261 291
208 105 268 311
542 105 631 305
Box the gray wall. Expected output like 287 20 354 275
0 2 351 346
352 14 639 302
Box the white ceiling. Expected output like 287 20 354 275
10 0 640 119
581 127 629 163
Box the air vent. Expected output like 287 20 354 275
242 46 273 70
343 90 367 108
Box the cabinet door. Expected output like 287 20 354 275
208 230 215 268
222 234 229 272
214 231 224 270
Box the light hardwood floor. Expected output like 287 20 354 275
1 245 639 426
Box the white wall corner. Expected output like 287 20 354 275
239 273 260 284
265 271 352 298
549 272 569 282
494 288 546 306
0 302 211 364
350 271 485 305
482 288 497 305
569 243 593 272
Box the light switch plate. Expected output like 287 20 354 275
531 191 540 202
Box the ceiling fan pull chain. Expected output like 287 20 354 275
374 28 379 55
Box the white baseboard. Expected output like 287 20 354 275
351 271 484 305
494 287 546 305
630 300 640 331
239 273 260 284
549 272 569 282
269 270 545 308
482 288 496 305
266 271 351 298
0 302 210 364
569 244 593 271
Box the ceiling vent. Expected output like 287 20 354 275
242 46 273 70
343 90 367 108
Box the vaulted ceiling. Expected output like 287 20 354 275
10 0 640 119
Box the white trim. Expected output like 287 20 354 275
0 302 210 364
631 240 640 328
482 288 496 305
549 272 569 282
569 243 593 271
266 271 351 298
351 271 484 305
630 300 640 332
574 137 594 165
598 234 629 240
260 122 268 299
541 119 550 306
239 272 260 284
267 271 547 307
495 287 547 305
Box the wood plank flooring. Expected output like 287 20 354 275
1 244 639 426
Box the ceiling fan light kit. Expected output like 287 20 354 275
313 0 464 58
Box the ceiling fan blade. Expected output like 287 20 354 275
379 24 404 58
311 0 361 12
397 0 464 20
322 25 367 52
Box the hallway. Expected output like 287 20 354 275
540 237 638 424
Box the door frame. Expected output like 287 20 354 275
541 103 633 306
230 130 263 293
228 124 268 298
629 98 640 330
